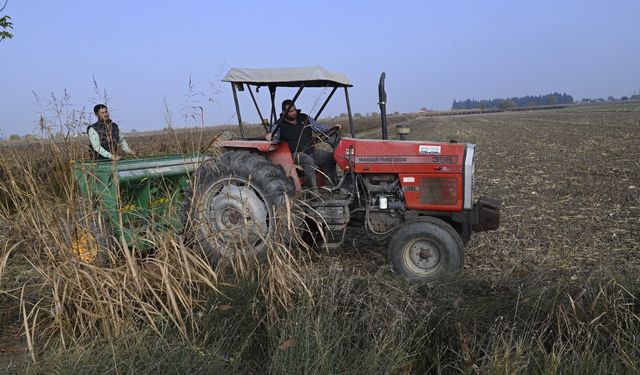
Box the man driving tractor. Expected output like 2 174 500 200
265 99 341 192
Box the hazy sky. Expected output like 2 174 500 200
1 0 639 136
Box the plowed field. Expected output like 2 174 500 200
340 105 640 280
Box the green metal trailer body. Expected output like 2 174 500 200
72 154 208 250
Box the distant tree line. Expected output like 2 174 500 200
452 92 574 110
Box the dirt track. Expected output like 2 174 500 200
335 107 640 280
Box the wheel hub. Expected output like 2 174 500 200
204 184 269 253
408 239 441 271
222 208 242 226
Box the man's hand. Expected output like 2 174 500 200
265 132 273 141
112 154 121 161
333 124 342 131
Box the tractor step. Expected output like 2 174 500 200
305 197 351 250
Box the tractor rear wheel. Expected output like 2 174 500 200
388 217 463 282
185 150 295 264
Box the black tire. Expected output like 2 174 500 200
184 150 295 264
388 217 464 282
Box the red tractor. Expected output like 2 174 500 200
187 67 499 282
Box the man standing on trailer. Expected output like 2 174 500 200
265 99 340 191
87 104 136 161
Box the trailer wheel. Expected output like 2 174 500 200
71 212 113 266
185 150 295 264
388 217 463 282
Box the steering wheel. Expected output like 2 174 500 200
315 125 341 148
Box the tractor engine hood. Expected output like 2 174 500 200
334 138 476 212
334 137 467 174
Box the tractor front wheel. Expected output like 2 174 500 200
388 217 463 282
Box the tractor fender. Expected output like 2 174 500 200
220 140 302 191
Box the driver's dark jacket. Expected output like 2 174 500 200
271 113 331 155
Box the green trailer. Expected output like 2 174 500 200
71 154 207 263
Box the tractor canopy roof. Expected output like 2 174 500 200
222 66 352 88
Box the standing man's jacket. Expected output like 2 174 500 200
87 121 121 160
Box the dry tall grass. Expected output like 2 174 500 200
0 103 315 363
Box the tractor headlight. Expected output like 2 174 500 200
463 144 476 210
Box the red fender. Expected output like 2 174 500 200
220 140 302 191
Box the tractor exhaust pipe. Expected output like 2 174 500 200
378 72 388 140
